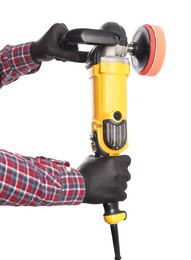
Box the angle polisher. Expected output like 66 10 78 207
60 22 166 260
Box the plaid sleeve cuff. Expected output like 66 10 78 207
0 150 86 206
0 43 40 87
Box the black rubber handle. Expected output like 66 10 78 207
59 28 120 47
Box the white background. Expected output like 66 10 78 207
0 0 191 260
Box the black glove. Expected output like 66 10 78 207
30 23 87 63
78 155 131 204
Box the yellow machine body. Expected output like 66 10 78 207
89 60 130 156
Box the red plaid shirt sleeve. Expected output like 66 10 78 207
0 149 85 206
0 43 40 88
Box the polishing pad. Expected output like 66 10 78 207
131 24 166 76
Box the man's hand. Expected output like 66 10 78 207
78 155 131 204
30 23 87 63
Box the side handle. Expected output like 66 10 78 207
59 28 120 47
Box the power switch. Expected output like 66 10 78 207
113 111 122 121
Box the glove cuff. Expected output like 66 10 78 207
30 42 42 64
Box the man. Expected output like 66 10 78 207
0 23 131 206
